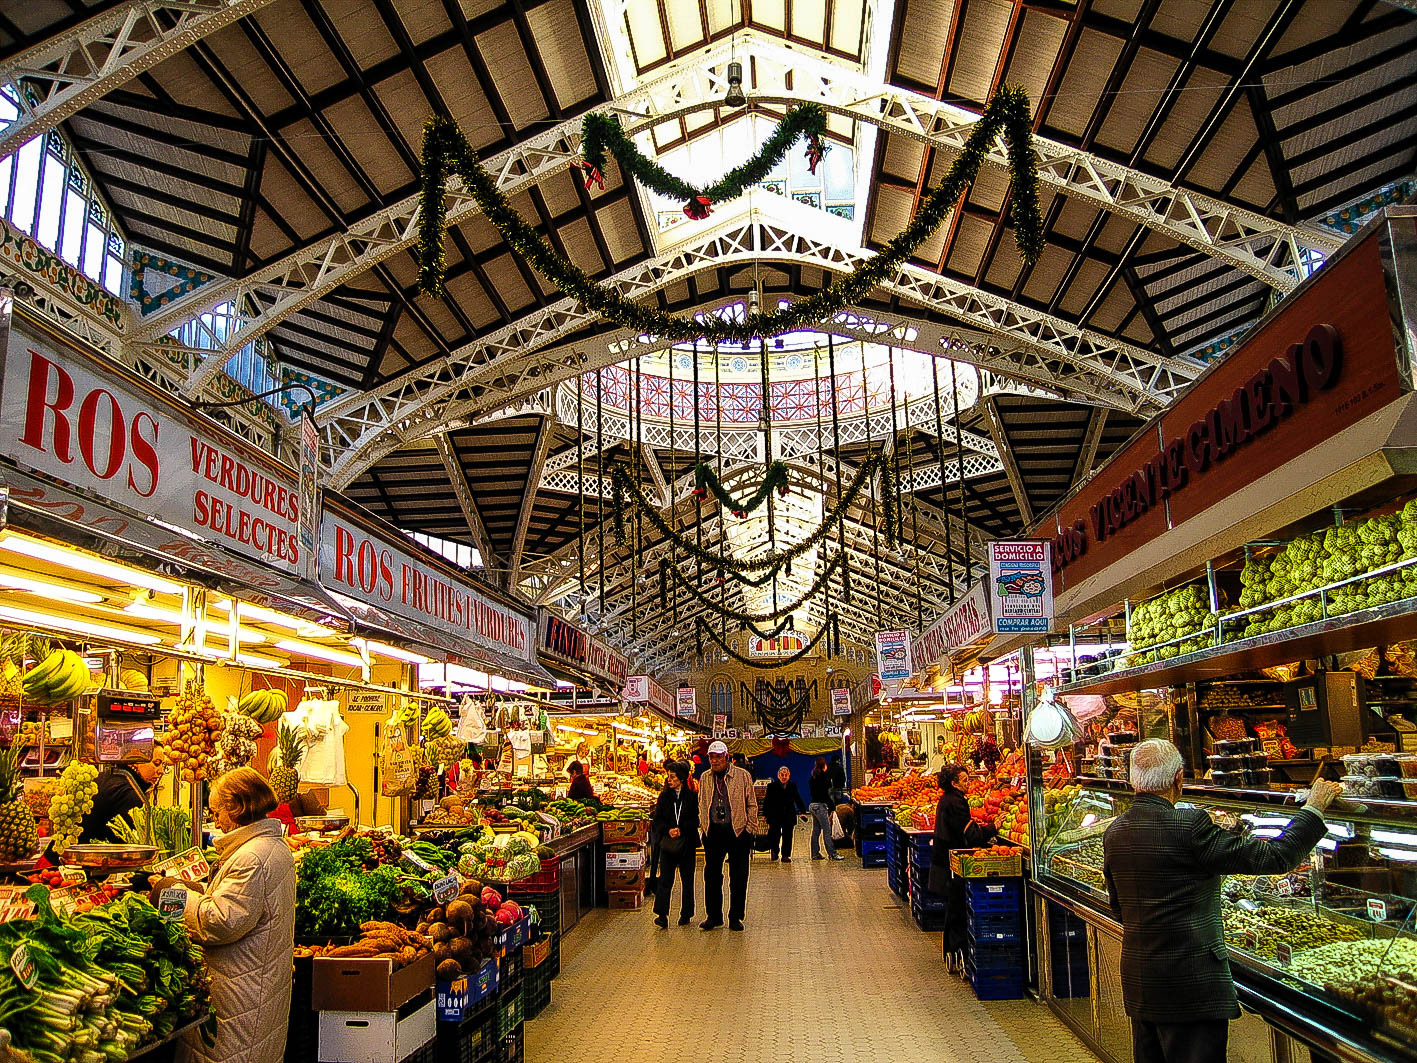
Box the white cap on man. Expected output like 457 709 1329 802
708 740 728 755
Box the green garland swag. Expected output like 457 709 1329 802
693 460 789 517
696 614 832 670
610 450 892 577
660 552 847 623
416 86 1042 343
580 105 828 219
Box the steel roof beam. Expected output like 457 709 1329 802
0 0 276 160
434 432 502 577
132 29 1341 385
980 396 1032 525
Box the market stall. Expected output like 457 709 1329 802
1024 207 1417 1063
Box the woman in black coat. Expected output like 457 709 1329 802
927 763 976 971
651 761 700 929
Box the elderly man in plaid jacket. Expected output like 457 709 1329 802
1103 739 1341 1063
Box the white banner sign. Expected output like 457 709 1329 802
748 633 807 658
913 581 992 666
676 686 697 718
319 511 535 663
2 318 307 576
875 630 913 681
624 674 674 715
988 540 1054 634
831 687 852 717
712 713 727 738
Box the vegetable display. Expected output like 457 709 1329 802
294 836 403 939
0 886 212 1063
46 762 99 854
109 801 190 863
419 883 522 982
295 921 432 968
456 830 541 883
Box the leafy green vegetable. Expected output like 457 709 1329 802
296 838 403 938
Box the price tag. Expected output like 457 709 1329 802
151 847 210 884
401 851 436 875
1275 942 1292 966
158 888 189 921
432 874 460 904
0 899 36 923
48 886 78 916
1368 897 1389 922
10 943 36 989
1243 930 1259 950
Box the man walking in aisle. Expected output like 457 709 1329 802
1103 739 1340 1063
808 757 843 860
762 765 807 861
698 740 760 931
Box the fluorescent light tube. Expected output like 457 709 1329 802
0 534 183 595
274 638 364 667
0 604 162 645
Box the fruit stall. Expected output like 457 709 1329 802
1021 207 1417 1063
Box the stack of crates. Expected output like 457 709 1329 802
905 828 945 930
1048 901 1090 999
496 959 524 1063
855 802 890 867
884 819 908 897
964 878 1025 1000
507 874 561 982
522 937 553 1020
433 994 498 1063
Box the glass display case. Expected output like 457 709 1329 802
1030 746 1417 1063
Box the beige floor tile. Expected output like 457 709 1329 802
525 851 1098 1063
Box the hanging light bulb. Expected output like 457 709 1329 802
724 60 747 107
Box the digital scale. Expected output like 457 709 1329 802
75 688 163 763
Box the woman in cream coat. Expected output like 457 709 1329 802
152 767 296 1063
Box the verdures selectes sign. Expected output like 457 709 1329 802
1052 323 1342 574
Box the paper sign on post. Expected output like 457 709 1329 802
10 943 36 989
875 630 912 681
831 687 852 717
158 888 190 921
432 874 460 904
1368 897 1388 922
988 541 1053 634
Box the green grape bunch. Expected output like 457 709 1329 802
48 759 99 852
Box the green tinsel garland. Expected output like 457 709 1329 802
610 451 886 577
580 105 828 212
660 552 847 624
696 615 832 670
416 87 1042 343
693 460 790 517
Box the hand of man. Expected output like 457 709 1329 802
147 875 179 904
1305 777 1342 813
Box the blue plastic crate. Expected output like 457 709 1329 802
910 888 947 912
968 937 1025 973
862 854 889 869
965 879 1022 911
968 965 1026 1000
967 909 1023 942
860 839 887 859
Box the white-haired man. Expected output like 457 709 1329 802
1102 738 1340 1063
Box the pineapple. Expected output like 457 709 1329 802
0 741 38 861
270 723 305 804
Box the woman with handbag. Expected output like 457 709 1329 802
927 763 993 973
651 761 700 929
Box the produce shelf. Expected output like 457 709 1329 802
1061 592 1417 695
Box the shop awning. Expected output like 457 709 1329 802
0 467 354 629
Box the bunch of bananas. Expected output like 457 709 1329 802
236 687 288 723
22 648 93 705
422 705 452 738
394 699 418 727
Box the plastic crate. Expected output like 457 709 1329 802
910 887 947 912
500 950 523 991
498 1025 523 1063
523 966 552 1021
434 998 498 1063
504 856 560 894
969 935 1025 972
965 878 1022 910
497 990 523 1039
968 964 1026 1000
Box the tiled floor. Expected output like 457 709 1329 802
527 850 1101 1063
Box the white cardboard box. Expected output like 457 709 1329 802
318 998 435 1063
604 847 646 870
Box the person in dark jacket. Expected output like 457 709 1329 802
762 766 807 861
566 761 596 802
927 763 975 970
826 754 846 794
651 761 699 928
78 761 159 844
807 758 841 860
1103 739 1339 1063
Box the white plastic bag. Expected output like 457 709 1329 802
830 810 845 841
456 694 487 743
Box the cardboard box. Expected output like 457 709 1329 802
604 847 646 870
523 937 551 970
607 890 643 910
435 958 497 1022
604 868 645 891
317 996 435 1063
312 952 437 1013
601 819 649 845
